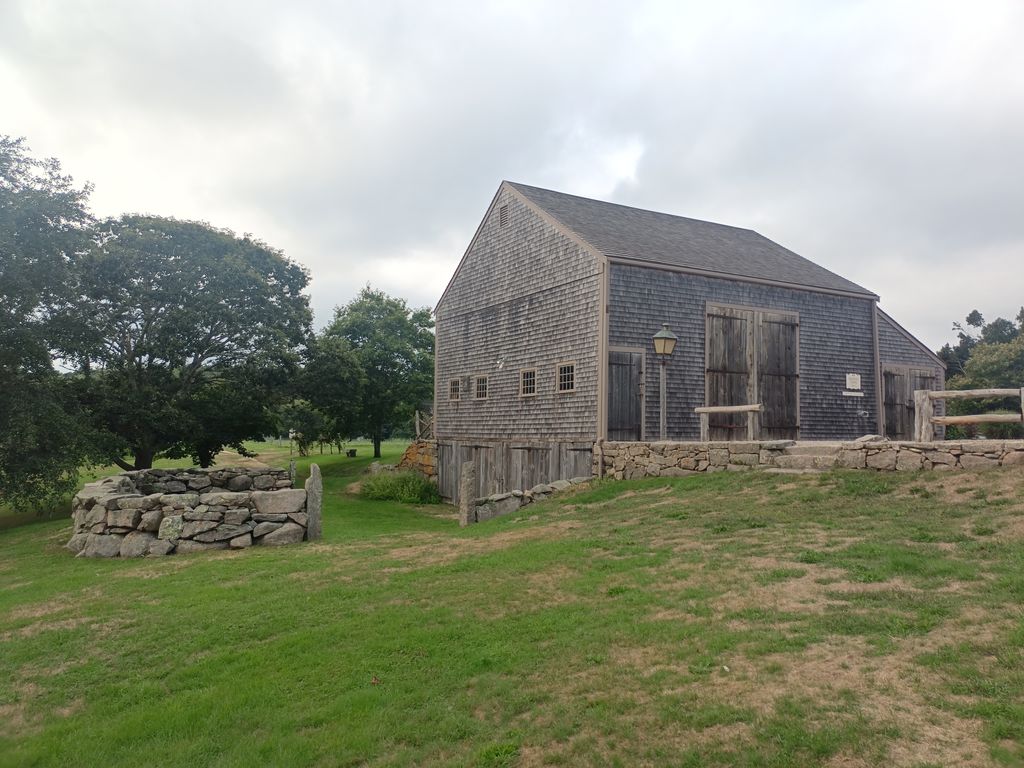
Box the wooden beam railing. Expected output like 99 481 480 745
914 388 1024 442
414 410 434 441
694 403 763 442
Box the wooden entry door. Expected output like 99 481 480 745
883 365 936 439
705 305 800 440
608 350 644 441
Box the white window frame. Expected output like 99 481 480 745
519 368 537 397
556 361 576 394
474 375 489 400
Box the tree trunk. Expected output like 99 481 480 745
133 448 155 470
373 429 382 458
197 447 215 468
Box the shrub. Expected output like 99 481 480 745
360 471 441 504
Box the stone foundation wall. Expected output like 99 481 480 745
397 440 438 484
595 439 1024 479
460 476 591 526
66 466 322 558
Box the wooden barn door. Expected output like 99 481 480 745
758 311 800 440
608 350 644 441
882 367 909 439
883 365 937 439
706 304 800 441
705 308 753 440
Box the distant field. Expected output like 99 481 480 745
1 452 1023 767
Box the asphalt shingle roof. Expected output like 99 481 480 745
507 181 875 297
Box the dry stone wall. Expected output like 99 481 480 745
397 440 438 484
66 466 322 558
596 438 1024 479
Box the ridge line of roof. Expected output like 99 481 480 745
504 180 758 236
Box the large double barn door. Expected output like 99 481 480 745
705 304 800 440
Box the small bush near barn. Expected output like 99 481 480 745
360 470 441 504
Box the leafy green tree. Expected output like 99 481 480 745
939 308 1022 375
160 364 285 467
298 334 366 441
72 215 312 469
277 399 333 456
945 313 1024 439
951 335 1024 391
0 136 101 508
325 286 434 458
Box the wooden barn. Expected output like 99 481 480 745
433 182 944 500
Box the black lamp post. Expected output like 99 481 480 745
652 324 678 440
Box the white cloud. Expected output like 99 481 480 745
1 0 1021 342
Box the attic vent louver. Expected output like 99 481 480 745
499 204 509 227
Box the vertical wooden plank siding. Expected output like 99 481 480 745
607 350 644 440
883 364 938 439
436 440 593 503
758 312 800 439
705 309 751 439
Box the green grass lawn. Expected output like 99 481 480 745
2 449 1023 767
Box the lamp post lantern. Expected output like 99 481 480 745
652 324 678 440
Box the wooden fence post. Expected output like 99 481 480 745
699 413 710 442
914 390 934 442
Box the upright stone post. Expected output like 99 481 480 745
305 463 323 540
289 460 297 484
458 461 476 528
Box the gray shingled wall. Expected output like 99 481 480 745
609 264 879 440
435 188 601 440
878 312 945 384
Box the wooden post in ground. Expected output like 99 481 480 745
458 461 476 528
699 413 710 442
659 359 668 440
914 390 934 442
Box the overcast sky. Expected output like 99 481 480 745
2 0 1022 350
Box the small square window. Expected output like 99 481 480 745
449 379 461 401
474 376 488 399
557 363 575 393
520 369 536 397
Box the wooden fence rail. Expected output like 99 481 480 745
695 403 763 442
914 388 1024 442
414 411 434 441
